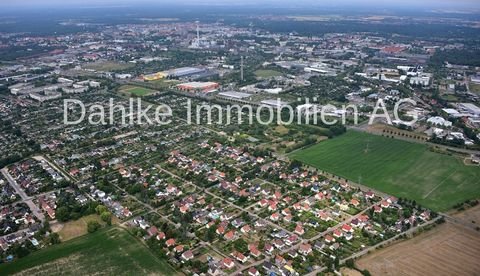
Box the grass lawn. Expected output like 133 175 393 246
56 214 121 241
0 227 177 275
290 131 480 212
119 85 157 97
440 94 459 102
57 214 104 241
254 69 283 78
274 125 290 135
147 79 180 90
470 82 480 95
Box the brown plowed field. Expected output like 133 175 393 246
356 207 480 276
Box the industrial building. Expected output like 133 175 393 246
142 67 207 81
62 84 88 94
176 81 219 93
458 103 480 116
166 67 206 78
260 99 289 108
426 116 453 127
217 91 251 100
143 72 167 81
29 91 62 102
410 74 431 86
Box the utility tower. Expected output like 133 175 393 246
195 21 200 47
240 56 244 82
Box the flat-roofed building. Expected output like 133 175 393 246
167 67 205 78
260 99 289 108
218 91 251 100
176 81 219 93
458 103 480 116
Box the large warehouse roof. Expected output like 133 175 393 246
218 91 251 99
177 82 218 89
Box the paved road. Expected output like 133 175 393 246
156 165 295 235
123 140 446 276
33 155 76 182
2 169 29 200
1 168 45 222
228 164 443 275
236 216 442 276
154 161 406 276
111 181 180 229
155 164 301 273
0 228 34 244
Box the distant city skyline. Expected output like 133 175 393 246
1 0 479 10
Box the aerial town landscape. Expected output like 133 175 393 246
0 0 479 275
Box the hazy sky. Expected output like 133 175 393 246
1 0 479 9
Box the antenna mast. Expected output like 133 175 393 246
240 56 244 81
195 21 200 47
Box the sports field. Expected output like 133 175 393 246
290 131 480 211
254 69 283 78
119 85 157 96
0 227 177 275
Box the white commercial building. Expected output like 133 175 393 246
217 91 251 100
260 99 289 109
296 104 320 115
427 116 452 127
458 103 480 116
410 75 431 86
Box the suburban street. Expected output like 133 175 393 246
1 168 45 223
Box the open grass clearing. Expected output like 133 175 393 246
84 61 134 72
254 69 284 78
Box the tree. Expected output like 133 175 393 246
206 226 216 242
233 239 248 253
258 238 265 251
289 160 303 169
334 255 340 269
40 220 50 235
238 196 247 204
345 258 355 268
87 221 101 233
362 269 372 276
95 205 108 215
55 206 70 222
10 244 30 258
47 233 61 245
100 211 112 226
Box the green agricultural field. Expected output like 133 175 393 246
254 69 283 78
290 131 480 212
0 227 177 275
